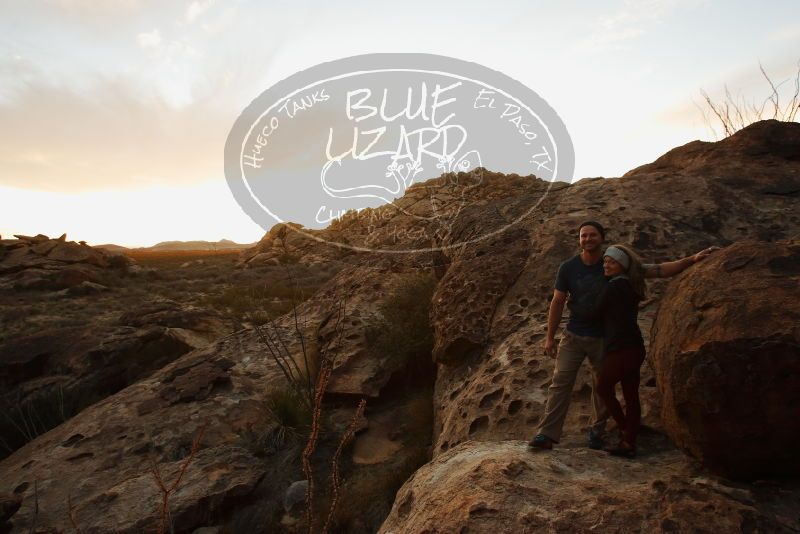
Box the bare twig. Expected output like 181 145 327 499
303 294 348 534
322 398 367 534
67 493 82 533
150 424 207 534
789 59 800 122
27 479 38 534
700 59 800 137
281 263 314 409
254 322 305 402
303 360 330 534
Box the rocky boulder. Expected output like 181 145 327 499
0 334 270 533
0 234 135 290
650 238 800 480
263 252 440 399
378 440 800 533
237 222 352 268
428 120 800 459
0 299 234 459
0 268 435 533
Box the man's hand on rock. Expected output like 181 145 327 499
544 337 558 359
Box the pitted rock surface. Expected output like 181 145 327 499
378 441 800 534
431 224 529 365
287 252 440 398
430 121 800 457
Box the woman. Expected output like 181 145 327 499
590 244 647 458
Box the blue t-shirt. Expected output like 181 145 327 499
554 255 606 337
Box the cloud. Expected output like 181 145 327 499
0 17 286 194
38 0 145 22
770 23 800 42
42 0 142 12
0 66 231 193
136 28 196 60
577 0 707 52
186 0 216 23
137 28 162 48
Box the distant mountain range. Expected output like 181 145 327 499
95 239 255 252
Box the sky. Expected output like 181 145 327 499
1 0 798 247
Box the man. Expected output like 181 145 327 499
529 221 718 450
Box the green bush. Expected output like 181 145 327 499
365 272 437 371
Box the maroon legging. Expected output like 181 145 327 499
595 345 647 445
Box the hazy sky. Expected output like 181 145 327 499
1 0 798 247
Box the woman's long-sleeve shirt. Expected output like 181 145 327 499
588 276 645 354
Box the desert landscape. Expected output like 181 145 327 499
0 119 798 533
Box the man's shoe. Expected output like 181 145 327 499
528 434 554 449
588 429 604 450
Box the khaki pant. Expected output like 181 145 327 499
537 329 609 442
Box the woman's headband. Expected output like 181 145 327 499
604 246 630 270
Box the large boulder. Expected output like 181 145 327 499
0 335 270 534
650 238 800 479
378 441 799 533
0 266 435 534
0 234 135 290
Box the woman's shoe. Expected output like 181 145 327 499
588 429 604 450
528 433 554 450
605 441 636 458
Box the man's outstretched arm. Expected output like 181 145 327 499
544 289 567 358
644 246 720 278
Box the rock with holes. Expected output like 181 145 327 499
650 238 800 480
430 120 800 460
292 254 440 398
378 440 799 534
430 223 530 364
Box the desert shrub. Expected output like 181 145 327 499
266 386 312 429
239 387 312 457
365 272 437 373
